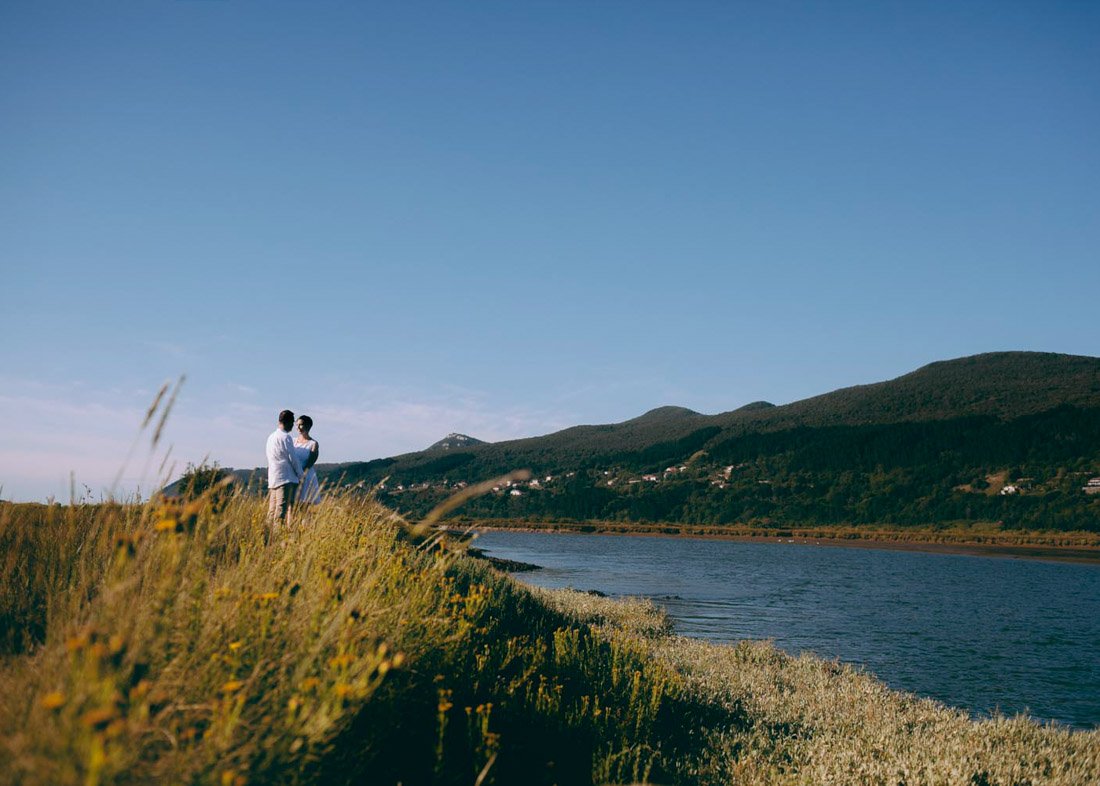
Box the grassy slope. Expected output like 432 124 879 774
1 495 1097 785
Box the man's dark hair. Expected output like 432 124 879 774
279 409 295 428
298 415 313 431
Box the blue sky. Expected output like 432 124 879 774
2 1 1098 501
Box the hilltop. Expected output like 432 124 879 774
426 433 486 451
711 351 1100 431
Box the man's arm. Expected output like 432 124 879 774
265 432 279 466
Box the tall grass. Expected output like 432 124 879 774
1 488 1098 785
543 591 1100 785
0 489 712 784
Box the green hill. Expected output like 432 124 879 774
211 352 1100 531
712 351 1100 431
331 353 1100 531
426 433 487 451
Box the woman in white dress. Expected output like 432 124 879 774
293 415 321 504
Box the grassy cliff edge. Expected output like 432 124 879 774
1 494 1097 785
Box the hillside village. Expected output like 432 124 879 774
372 457 1100 501
377 462 746 496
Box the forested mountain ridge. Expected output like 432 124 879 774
710 351 1100 432
189 353 1100 531
325 352 1100 531
327 351 1100 476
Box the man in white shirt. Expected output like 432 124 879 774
266 409 304 530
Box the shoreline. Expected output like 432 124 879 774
457 521 1100 565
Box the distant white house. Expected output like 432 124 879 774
509 489 523 497
643 475 659 482
1000 485 1019 495
1085 477 1100 495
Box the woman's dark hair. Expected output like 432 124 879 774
298 415 313 431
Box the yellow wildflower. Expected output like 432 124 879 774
80 707 117 729
437 690 453 712
40 691 66 711
105 719 126 738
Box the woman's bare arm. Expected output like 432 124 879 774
303 441 319 471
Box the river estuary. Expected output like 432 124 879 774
476 530 1100 729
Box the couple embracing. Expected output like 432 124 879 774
265 409 321 527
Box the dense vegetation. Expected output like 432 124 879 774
318 353 1100 532
2 492 1098 785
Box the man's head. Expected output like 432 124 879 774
278 410 295 431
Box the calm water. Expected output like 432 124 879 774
476 531 1100 729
